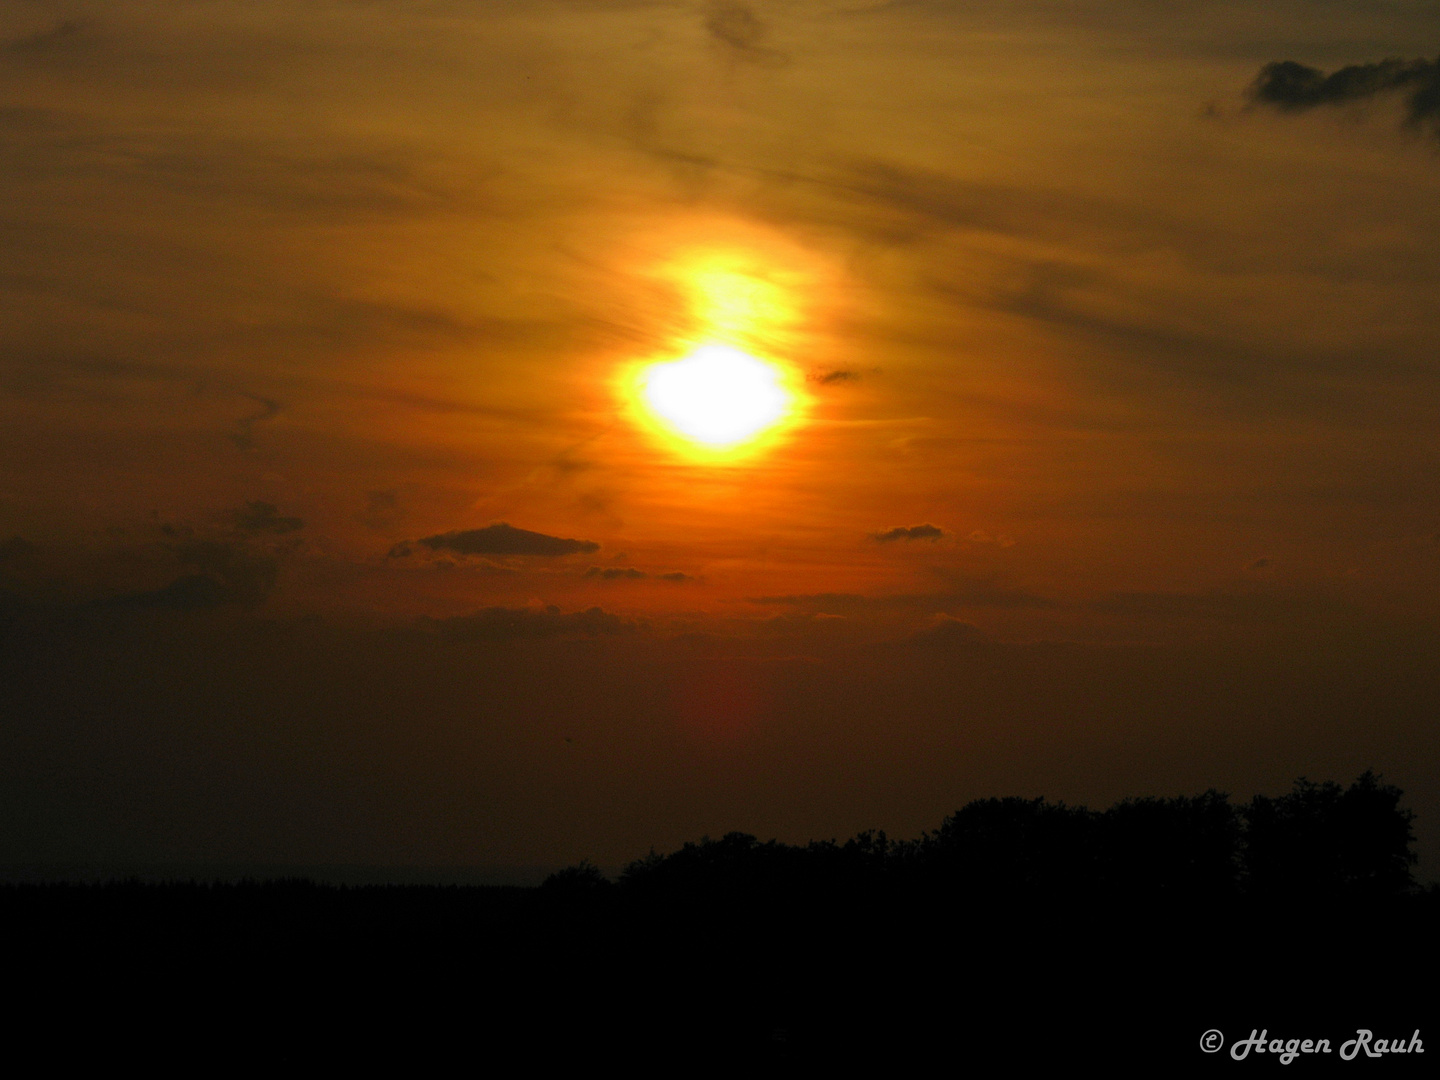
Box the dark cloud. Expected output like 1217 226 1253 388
704 1 787 67
170 539 279 603
234 501 303 535
754 575 1057 613
1090 587 1338 624
0 352 190 405
583 566 694 582
4 20 81 57
358 490 403 531
99 540 279 612
1249 56 1440 133
98 573 240 612
874 524 945 542
753 591 869 610
423 605 632 641
936 577 1059 610
412 523 599 558
910 616 991 648
231 395 281 450
965 530 1016 548
812 369 859 385
586 566 646 580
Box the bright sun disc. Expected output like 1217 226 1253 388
641 345 790 449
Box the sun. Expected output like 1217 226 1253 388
639 344 792 451
617 236 822 460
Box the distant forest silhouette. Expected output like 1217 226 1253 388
6 773 1435 1068
545 770 1419 903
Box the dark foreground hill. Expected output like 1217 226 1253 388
6 773 1436 1070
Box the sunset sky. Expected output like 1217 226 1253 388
3 0 1439 878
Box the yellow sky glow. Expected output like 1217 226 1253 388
619 245 812 463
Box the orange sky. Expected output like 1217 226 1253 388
3 1 1439 876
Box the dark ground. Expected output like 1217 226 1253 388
8 791 1439 1073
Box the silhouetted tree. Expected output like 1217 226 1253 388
917 796 1095 897
619 832 815 903
1098 790 1241 899
541 860 612 894
1243 771 1416 899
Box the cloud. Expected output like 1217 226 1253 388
753 575 1057 613
807 157 1429 395
423 605 632 641
584 566 695 582
410 523 600 558
235 501 303 535
97 573 239 612
358 490 404 531
811 369 859 385
965 530 1016 548
99 540 279 611
936 577 1058 610
4 20 82 57
752 592 869 609
587 566 646 580
910 615 991 648
832 160 1132 245
874 524 945 542
704 1 787 67
1249 57 1440 133
231 395 281 450
1089 587 1339 624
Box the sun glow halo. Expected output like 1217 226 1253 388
640 345 792 452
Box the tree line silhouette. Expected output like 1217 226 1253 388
4 772 1433 1068
545 770 1418 905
